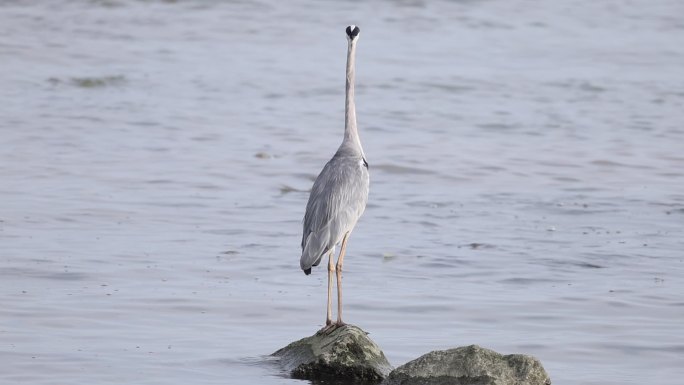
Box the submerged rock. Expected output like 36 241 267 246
273 324 393 383
385 345 550 385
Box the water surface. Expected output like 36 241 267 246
1 1 684 384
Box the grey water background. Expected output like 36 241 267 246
1 0 683 384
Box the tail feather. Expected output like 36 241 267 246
300 228 332 273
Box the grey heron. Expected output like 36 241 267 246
300 25 369 332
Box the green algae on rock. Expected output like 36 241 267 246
273 324 393 384
385 345 551 385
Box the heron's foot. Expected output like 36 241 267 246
316 319 334 335
316 321 345 335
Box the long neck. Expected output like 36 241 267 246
343 40 363 154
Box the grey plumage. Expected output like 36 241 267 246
300 25 369 277
300 25 367 330
300 144 369 273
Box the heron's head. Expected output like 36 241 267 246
346 25 360 42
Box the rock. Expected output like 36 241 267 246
384 345 551 385
273 324 393 383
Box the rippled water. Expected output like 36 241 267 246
2 1 684 384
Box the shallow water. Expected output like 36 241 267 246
1 0 684 384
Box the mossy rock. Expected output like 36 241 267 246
273 324 393 383
385 345 551 385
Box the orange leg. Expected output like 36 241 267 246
335 232 350 325
326 250 335 326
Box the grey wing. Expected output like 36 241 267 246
300 156 369 272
